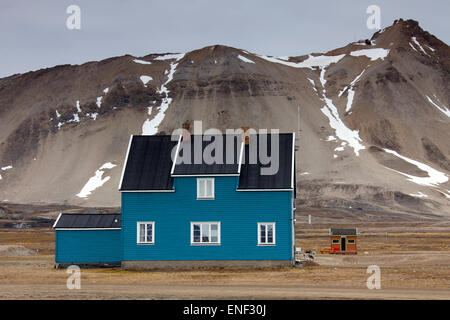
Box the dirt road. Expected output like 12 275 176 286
1 283 449 300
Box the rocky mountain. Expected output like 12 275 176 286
0 19 449 218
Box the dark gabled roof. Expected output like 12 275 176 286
119 135 177 191
330 228 357 236
53 214 121 229
238 133 294 189
119 133 296 191
172 135 241 176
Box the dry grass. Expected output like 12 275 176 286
0 223 449 299
0 229 54 255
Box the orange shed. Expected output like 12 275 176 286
329 228 357 254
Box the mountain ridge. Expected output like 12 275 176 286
0 19 448 218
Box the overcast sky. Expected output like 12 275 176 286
0 0 448 78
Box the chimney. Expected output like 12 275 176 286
182 121 191 141
240 126 250 145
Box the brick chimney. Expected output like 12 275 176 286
240 126 250 145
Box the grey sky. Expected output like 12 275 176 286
0 0 448 78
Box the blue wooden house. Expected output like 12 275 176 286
54 133 296 269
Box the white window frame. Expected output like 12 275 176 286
257 222 276 245
190 222 221 245
137 222 155 244
197 178 215 199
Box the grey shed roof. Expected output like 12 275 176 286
330 228 357 236
53 214 121 229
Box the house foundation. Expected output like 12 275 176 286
121 260 294 270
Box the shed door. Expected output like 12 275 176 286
341 237 346 251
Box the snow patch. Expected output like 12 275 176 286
326 136 336 141
411 37 430 56
384 149 448 187
346 90 355 113
76 100 81 112
55 110 61 118
409 42 419 53
409 192 428 198
103 87 109 94
133 59 152 65
76 162 117 198
425 44 435 52
317 65 365 156
345 70 365 112
350 48 390 61
142 54 185 135
1 165 13 171
237 55 255 64
258 54 345 69
425 95 450 118
320 100 365 156
86 112 98 120
56 113 80 129
307 78 318 93
140 75 153 86
96 96 102 108
154 53 185 61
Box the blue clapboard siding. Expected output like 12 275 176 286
122 176 293 261
55 229 122 263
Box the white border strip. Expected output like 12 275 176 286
291 132 295 189
120 189 175 193
236 188 293 192
170 134 182 175
172 174 239 177
237 140 244 174
118 135 134 190
54 228 121 231
52 212 62 229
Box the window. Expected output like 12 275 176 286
197 178 214 199
348 239 355 244
258 223 276 245
191 222 220 244
137 222 154 244
332 239 340 244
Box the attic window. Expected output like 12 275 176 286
197 178 214 199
